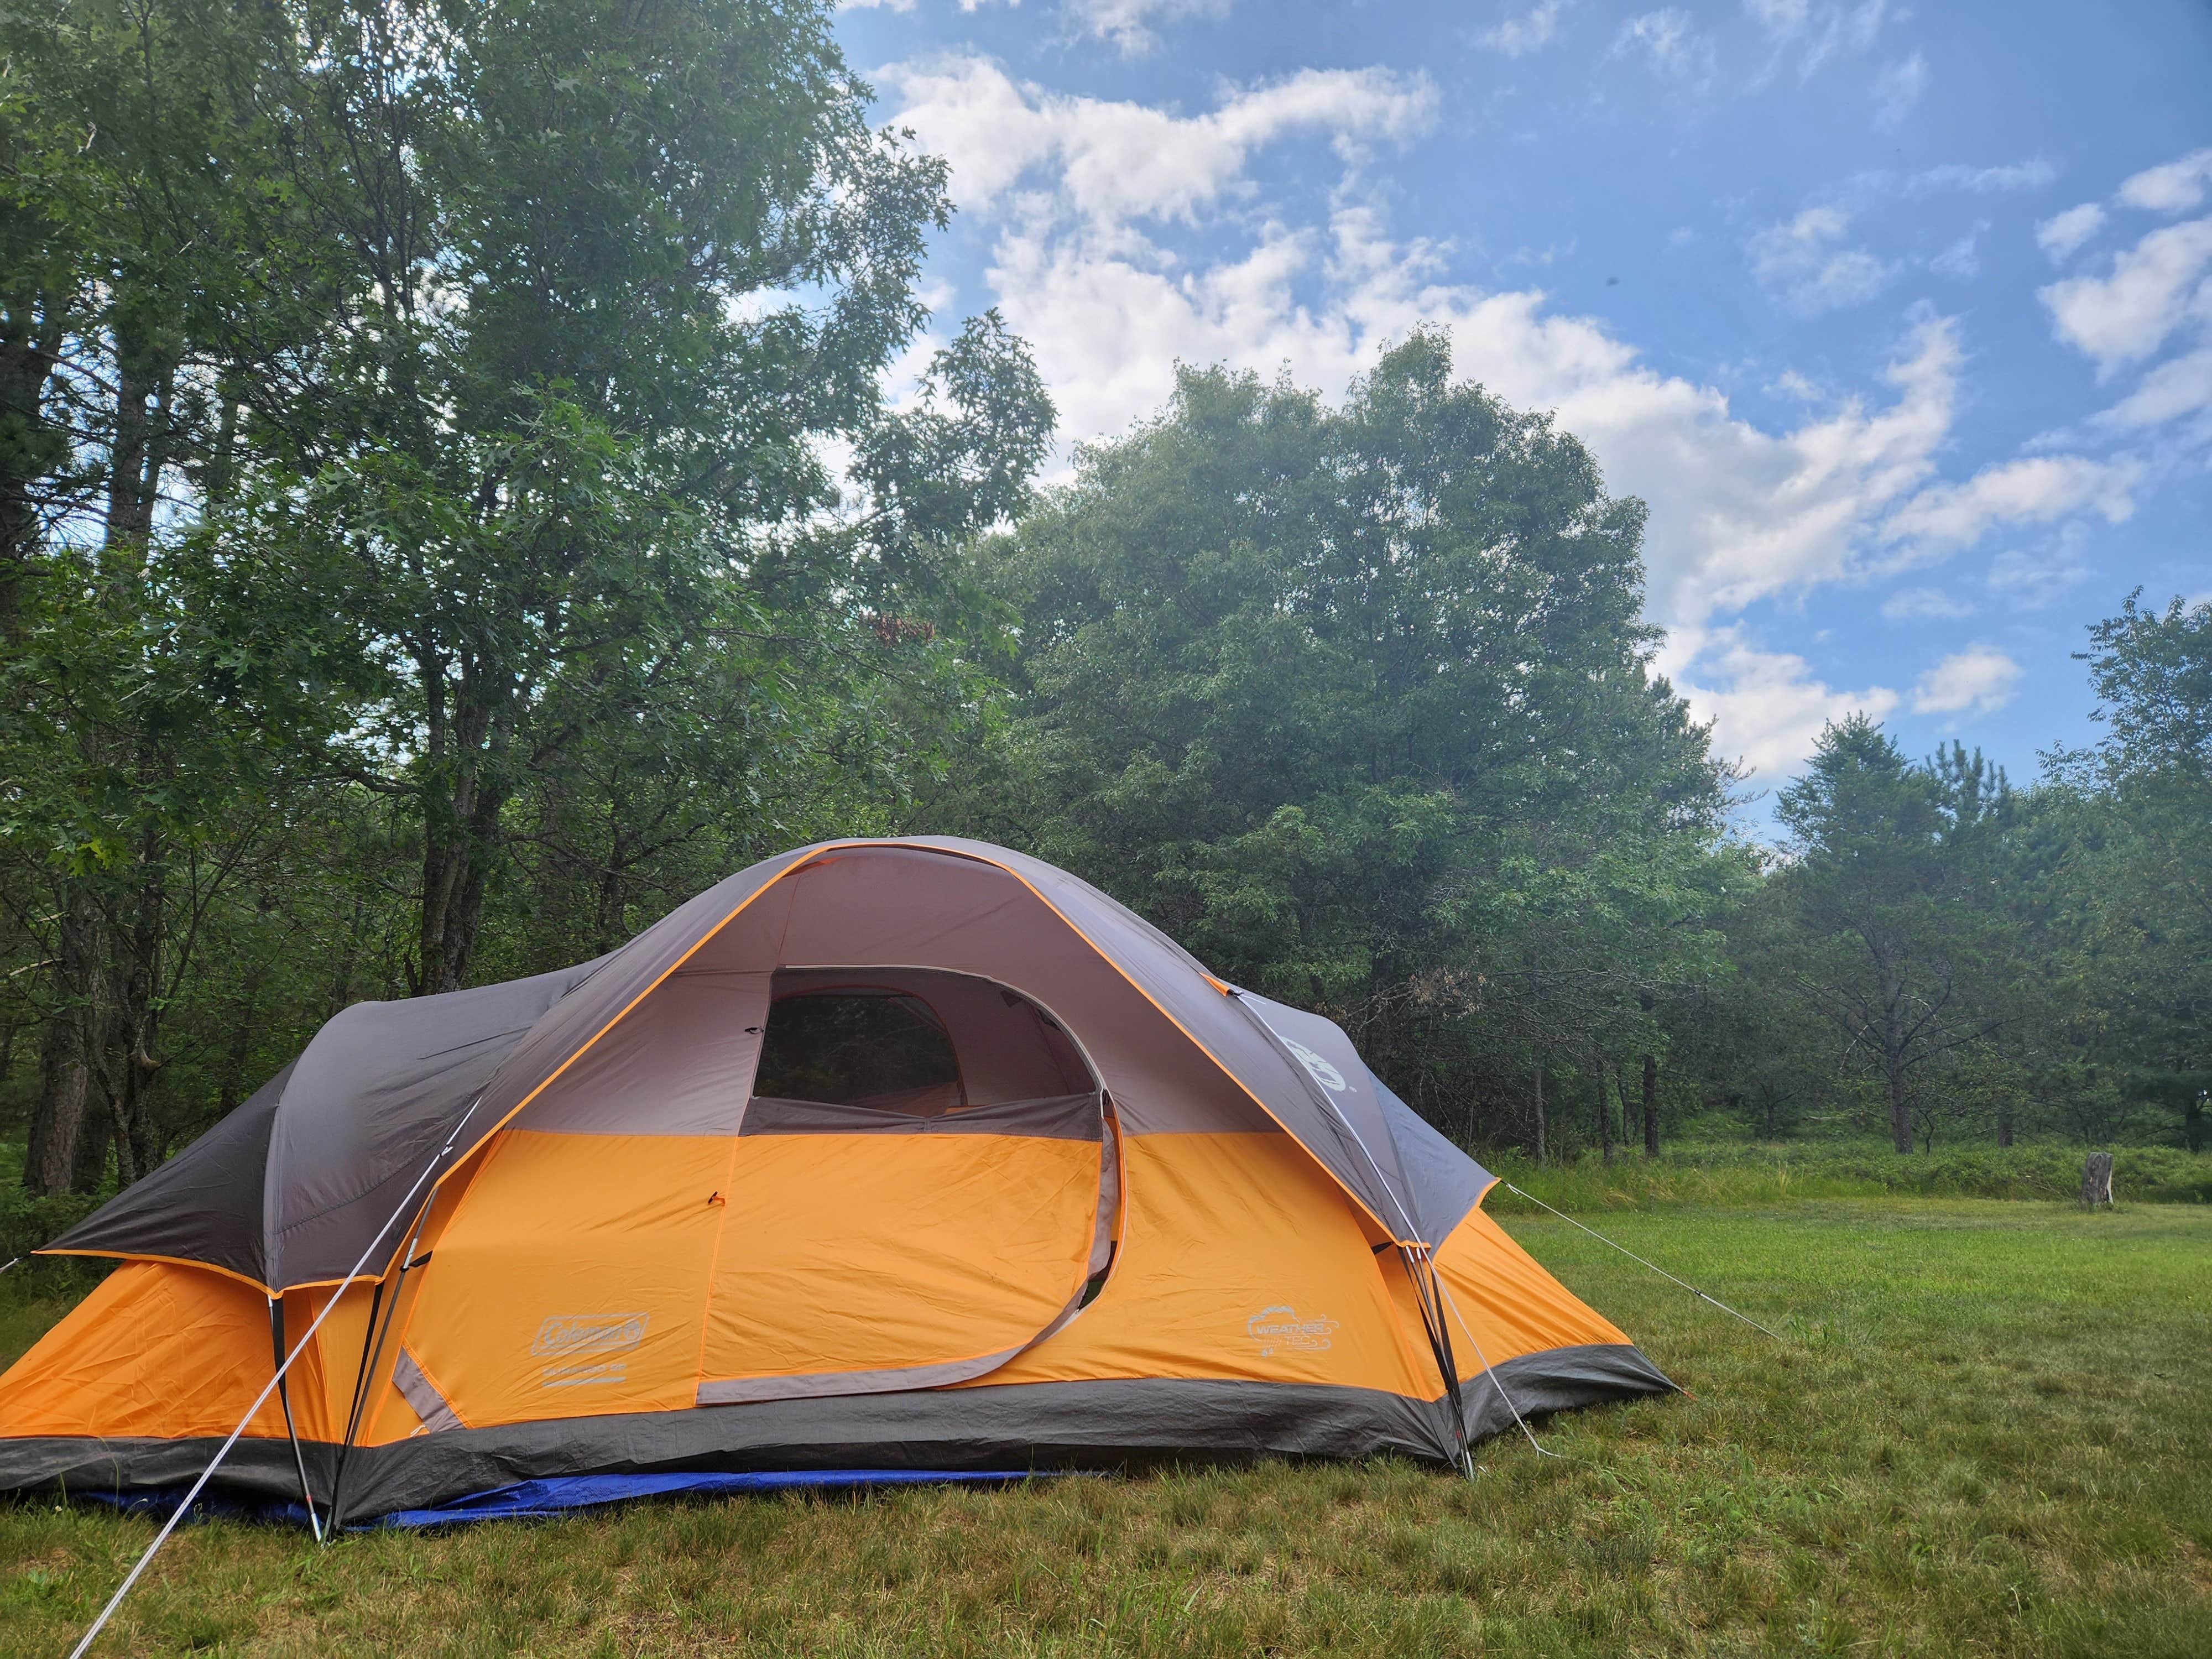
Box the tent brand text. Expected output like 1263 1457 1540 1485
1247 1306 1339 1355
533 1314 649 1357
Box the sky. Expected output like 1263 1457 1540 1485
832 0 2212 813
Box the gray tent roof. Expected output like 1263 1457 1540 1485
45 839 1493 1291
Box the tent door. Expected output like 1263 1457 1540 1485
695 1090 1106 1404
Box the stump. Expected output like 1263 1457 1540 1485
2080 1151 2114 1208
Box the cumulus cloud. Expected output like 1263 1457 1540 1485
1911 646 2023 715
1883 454 2141 556
2117 148 2212 215
1881 587 1973 619
881 56 1436 227
1477 0 1572 56
1748 207 1891 311
1987 544 2090 609
1666 627 1900 780
1871 51 1926 131
2097 345 2212 430
2039 217 2212 372
2036 202 2106 262
879 58 2155 776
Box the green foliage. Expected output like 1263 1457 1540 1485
0 2 2206 1199
0 0 1048 1189
963 335 1743 1142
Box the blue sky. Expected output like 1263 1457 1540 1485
834 0 2212 806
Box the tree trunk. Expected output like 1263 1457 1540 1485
1532 1061 1546 1168
416 691 513 995
1641 1053 1659 1156
2186 1092 2204 1156
1595 1049 1614 1165
2080 1151 2114 1208
1996 1099 2014 1148
1884 1038 1912 1154
107 831 168 1183
0 285 70 638
24 884 102 1195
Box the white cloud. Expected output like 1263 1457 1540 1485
1929 221 1989 282
841 0 917 10
880 56 1436 228
1911 646 2022 715
2036 202 2106 262
2117 148 2212 215
1881 586 1973 619
2098 345 2212 430
1477 0 1571 57
879 60 2171 775
1613 9 1705 75
1748 207 1891 311
2039 216 2212 372
1666 627 1900 778
1884 454 2141 556
1062 0 1228 55
1871 51 1926 131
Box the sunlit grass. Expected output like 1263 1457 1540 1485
2 1199 2206 1656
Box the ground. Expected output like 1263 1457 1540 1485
2 1198 2206 1656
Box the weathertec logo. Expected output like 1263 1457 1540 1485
1283 1039 1347 1094
531 1314 648 1358
1246 1305 1338 1357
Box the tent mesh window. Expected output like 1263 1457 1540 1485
752 990 964 1114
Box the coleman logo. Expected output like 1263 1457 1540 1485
1284 1039 1347 1094
1247 1305 1338 1357
532 1314 648 1358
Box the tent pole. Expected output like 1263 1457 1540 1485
268 1297 323 1543
328 1200 434 1535
64 1092 487 1657
1223 991 1478 1474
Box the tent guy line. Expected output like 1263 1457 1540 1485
65 1091 489 1658
1501 1184 1788 1343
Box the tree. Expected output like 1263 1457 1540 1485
1771 718 2016 1152
1 0 1052 1190
2053 592 2212 1151
217 0 1048 994
965 335 1738 1144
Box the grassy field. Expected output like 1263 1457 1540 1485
1 1197 2206 1656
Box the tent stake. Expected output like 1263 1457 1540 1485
66 1094 486 1657
1501 1183 1786 1342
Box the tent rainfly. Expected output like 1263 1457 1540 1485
0 838 1671 1525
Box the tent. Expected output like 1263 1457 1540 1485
0 838 1671 1526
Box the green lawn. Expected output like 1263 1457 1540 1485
2 1198 2206 1656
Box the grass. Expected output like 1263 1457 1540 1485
1484 1141 2212 1212
1 1197 2208 1656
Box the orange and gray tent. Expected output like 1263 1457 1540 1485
0 839 1670 1525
